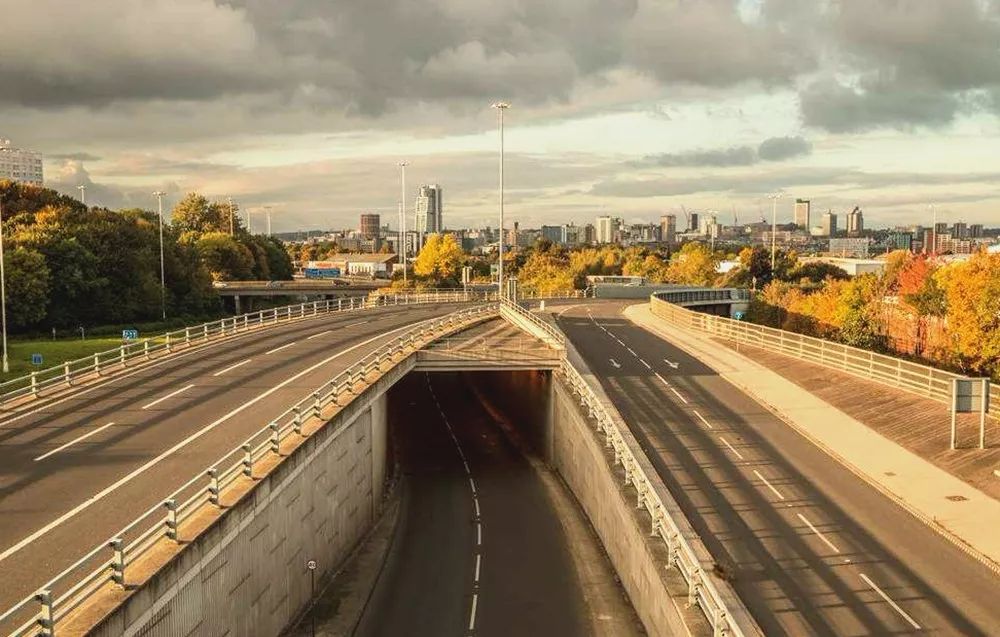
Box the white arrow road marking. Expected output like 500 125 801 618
663 358 680 369
609 358 621 369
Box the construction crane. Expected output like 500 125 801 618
680 205 692 231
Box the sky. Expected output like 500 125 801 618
2 0 1000 232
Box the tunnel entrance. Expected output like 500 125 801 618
345 370 637 637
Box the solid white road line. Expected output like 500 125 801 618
265 342 296 355
654 372 671 387
859 573 921 630
212 359 251 377
719 436 746 460
141 384 195 410
670 387 689 404
692 409 713 429
33 422 116 462
0 322 426 564
796 513 841 554
306 329 332 340
753 469 786 501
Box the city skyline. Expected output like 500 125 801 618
2 2 1000 229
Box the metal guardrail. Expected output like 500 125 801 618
557 359 755 637
0 292 478 409
498 298 566 349
650 293 1000 420
0 304 499 637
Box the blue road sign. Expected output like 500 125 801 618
31 353 43 365
122 329 139 340
733 311 745 321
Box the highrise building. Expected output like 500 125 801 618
660 214 676 247
541 225 563 245
0 138 43 186
846 206 864 237
923 228 936 255
969 224 984 238
415 184 443 236
688 212 699 233
360 213 380 239
596 216 614 243
952 222 967 239
794 199 811 229
821 211 838 237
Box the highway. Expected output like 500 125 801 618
0 302 472 612
557 301 1000 636
355 372 590 637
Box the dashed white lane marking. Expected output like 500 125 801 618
0 324 424 564
34 422 116 462
212 358 251 377
859 573 921 630
468 593 479 632
796 513 841 554
692 410 713 429
719 436 746 460
474 553 482 582
306 329 332 340
638 359 651 369
474 499 481 518
265 341 296 355
654 372 671 387
141 384 195 410
669 387 689 404
626 347 637 356
469 477 477 494
476 523 482 546
753 469 786 501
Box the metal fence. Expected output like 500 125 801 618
0 292 478 409
498 296 756 632
0 304 498 637
498 298 566 350
650 293 1000 420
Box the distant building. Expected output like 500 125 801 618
951 222 967 239
323 253 398 278
360 213 380 239
563 224 582 246
889 231 914 252
583 223 596 245
969 224 984 238
794 199 811 229
415 184 443 236
660 214 677 247
0 138 43 186
688 212 699 233
800 257 885 277
596 216 614 243
829 237 871 258
821 211 838 237
541 225 563 245
922 228 937 255
846 206 864 237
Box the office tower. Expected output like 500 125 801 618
794 199 811 229
596 216 613 243
688 212 699 233
541 225 563 244
969 224 983 238
0 138 44 186
583 223 596 245
415 184 443 235
951 222 967 239
660 214 677 247
360 213 380 239
889 231 913 252
846 206 864 236
922 228 936 254
821 211 838 237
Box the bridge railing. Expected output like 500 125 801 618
498 298 566 350
650 292 1000 420
0 304 499 637
558 358 758 637
0 292 477 409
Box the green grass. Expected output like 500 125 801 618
1 337 127 383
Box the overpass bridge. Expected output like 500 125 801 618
1 290 998 636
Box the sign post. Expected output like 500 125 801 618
951 378 990 450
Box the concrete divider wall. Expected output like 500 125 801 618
88 359 417 637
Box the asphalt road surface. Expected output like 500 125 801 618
558 301 1000 637
355 371 589 637
0 302 471 612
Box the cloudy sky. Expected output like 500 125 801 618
3 0 1000 231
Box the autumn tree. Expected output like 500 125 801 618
414 233 464 285
938 252 1000 378
666 242 720 286
516 251 575 295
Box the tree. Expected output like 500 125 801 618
172 193 241 235
195 232 255 281
834 274 887 351
4 247 50 329
787 261 850 285
414 234 464 285
938 252 1000 378
517 251 575 295
666 242 720 286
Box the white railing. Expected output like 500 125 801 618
650 293 1000 420
0 292 478 409
498 298 566 350
557 359 758 637
0 304 498 637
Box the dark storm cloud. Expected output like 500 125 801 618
639 136 811 167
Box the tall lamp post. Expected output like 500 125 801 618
398 161 409 285
77 185 86 206
766 190 784 272
491 101 509 297
152 191 167 320
228 197 235 235
0 198 8 372
264 206 273 237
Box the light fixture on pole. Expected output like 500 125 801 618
152 191 168 320
398 161 409 284
77 185 86 206
0 198 8 372
491 101 509 297
766 190 784 272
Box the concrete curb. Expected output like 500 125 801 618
625 303 1000 578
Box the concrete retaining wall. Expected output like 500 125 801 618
88 359 416 637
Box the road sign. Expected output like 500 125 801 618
122 329 139 340
733 311 745 320
462 266 471 285
31 353 43 365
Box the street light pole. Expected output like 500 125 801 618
767 191 783 272
264 206 273 237
398 161 409 285
152 191 167 320
491 101 509 297
228 197 235 235
0 199 8 373
77 185 86 206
